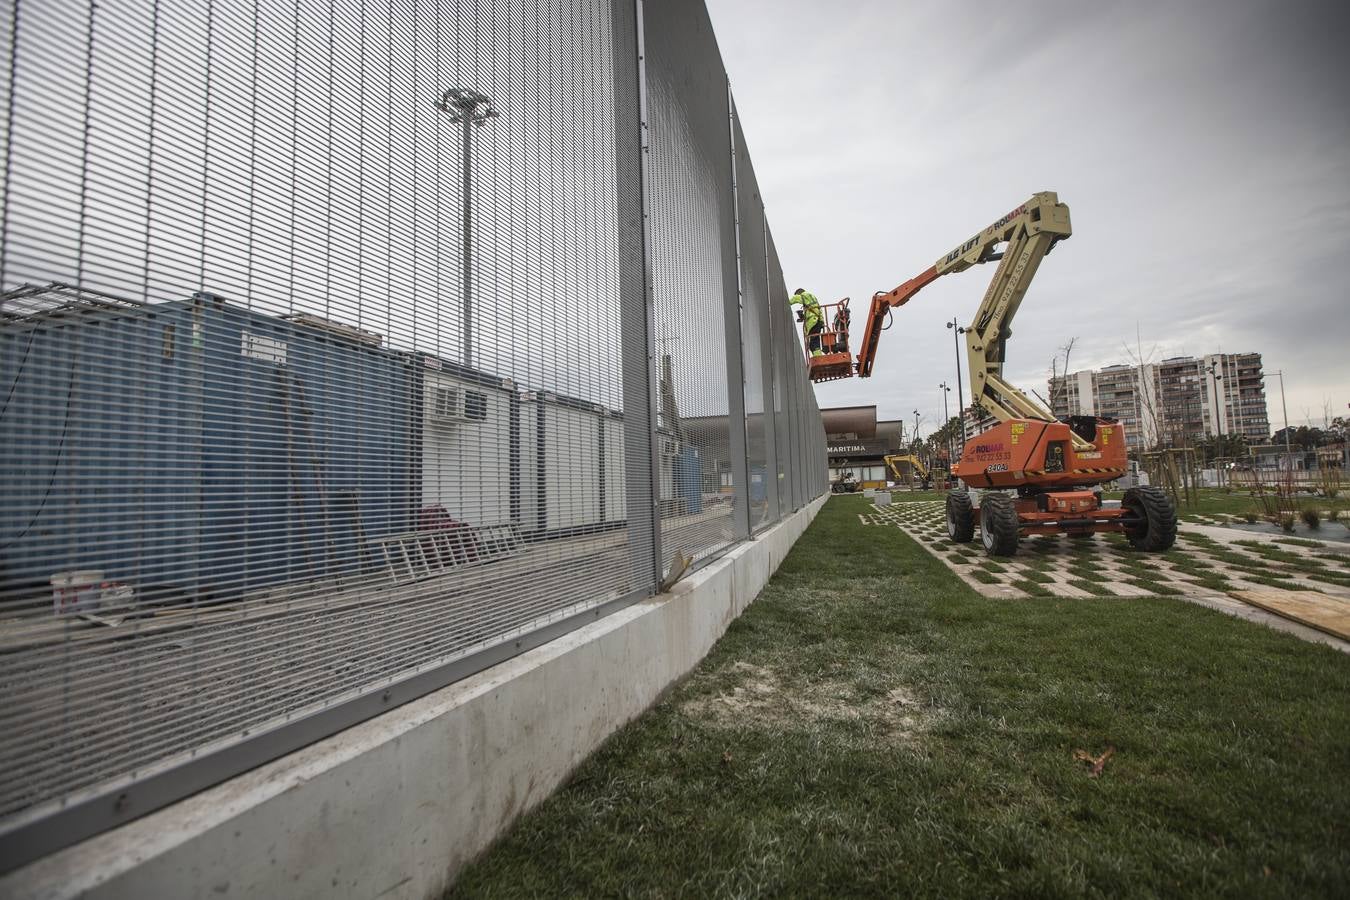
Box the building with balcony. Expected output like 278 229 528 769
1048 352 1269 449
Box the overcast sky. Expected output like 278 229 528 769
707 0 1350 435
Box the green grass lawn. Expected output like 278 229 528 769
451 495 1350 898
888 489 947 503
1161 488 1350 521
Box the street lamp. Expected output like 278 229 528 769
1204 360 1224 440
1262 370 1293 473
436 86 500 368
939 381 952 468
912 409 924 486
946 318 966 446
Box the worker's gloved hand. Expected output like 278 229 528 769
795 309 804 322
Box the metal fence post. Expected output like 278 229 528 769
631 0 664 587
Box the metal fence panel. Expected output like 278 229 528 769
731 104 777 531
642 0 742 569
765 223 808 511
0 0 823 869
766 231 792 515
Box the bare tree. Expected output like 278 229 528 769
1121 337 1168 454
1047 337 1077 415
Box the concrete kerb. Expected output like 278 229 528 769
3 495 827 900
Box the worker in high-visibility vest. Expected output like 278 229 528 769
790 288 824 357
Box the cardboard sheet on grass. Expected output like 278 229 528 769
1230 589 1350 641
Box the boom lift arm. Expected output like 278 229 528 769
854 192 1081 445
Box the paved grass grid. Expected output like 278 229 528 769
862 500 1350 607
453 495 1350 898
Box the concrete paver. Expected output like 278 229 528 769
861 499 1350 653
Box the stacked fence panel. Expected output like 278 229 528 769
0 0 826 868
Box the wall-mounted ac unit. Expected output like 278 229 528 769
429 385 488 424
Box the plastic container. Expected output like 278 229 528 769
51 570 104 615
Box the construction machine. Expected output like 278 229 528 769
830 470 861 494
843 191 1176 556
883 453 933 490
805 297 856 382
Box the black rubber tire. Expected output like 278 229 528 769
979 492 1020 557
946 490 975 543
1123 485 1177 551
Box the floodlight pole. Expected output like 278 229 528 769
946 318 966 446
939 382 951 467
437 87 499 368
1263 370 1292 472
1205 360 1224 440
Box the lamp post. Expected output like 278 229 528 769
1262 370 1292 472
1204 360 1224 440
436 87 499 368
946 318 966 446
939 381 951 470
911 409 924 490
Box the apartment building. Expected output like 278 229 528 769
1049 353 1269 449
1050 364 1160 446
1204 352 1270 442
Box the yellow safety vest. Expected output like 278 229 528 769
790 291 821 321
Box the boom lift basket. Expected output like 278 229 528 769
806 297 855 382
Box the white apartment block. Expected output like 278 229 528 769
1049 353 1269 449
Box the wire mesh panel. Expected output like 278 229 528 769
790 338 805 511
767 229 794 514
642 0 741 568
0 0 822 867
0 0 654 855
732 104 776 532
807 390 825 496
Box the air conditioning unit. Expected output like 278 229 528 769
429 385 488 424
431 386 468 423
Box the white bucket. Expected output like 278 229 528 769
51 570 104 615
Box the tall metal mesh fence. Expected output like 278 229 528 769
0 0 824 867
642 0 743 563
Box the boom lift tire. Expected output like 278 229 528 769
979 492 1020 557
1122 485 1177 552
946 490 974 543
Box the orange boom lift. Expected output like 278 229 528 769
826 191 1175 556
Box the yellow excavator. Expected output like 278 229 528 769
883 453 932 489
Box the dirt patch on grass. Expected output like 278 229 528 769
681 661 932 744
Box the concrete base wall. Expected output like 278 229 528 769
5 495 827 900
